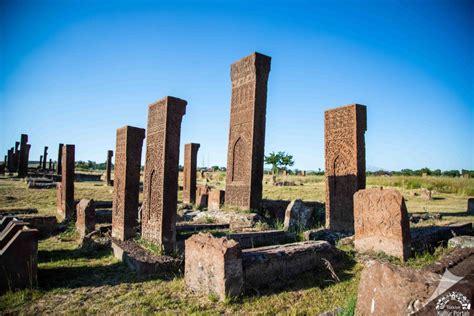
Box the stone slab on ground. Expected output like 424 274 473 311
192 209 266 230
448 235 474 249
411 222 473 250
176 222 230 233
0 207 38 215
303 227 353 245
15 214 57 237
111 239 182 275
227 230 296 249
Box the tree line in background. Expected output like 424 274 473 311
75 159 472 178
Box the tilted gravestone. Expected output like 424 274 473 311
225 52 271 210
112 126 145 241
325 104 367 232
141 96 186 253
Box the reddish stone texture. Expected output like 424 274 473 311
76 199 96 238
18 134 29 177
142 96 187 253
196 185 210 208
57 143 63 175
185 233 243 301
208 190 225 211
225 52 271 210
324 104 367 232
354 188 411 261
105 150 114 186
57 145 75 219
42 146 48 170
112 126 145 241
0 223 39 294
182 143 200 204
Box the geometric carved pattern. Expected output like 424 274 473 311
112 126 145 241
183 143 200 204
141 96 187 253
325 104 367 232
225 52 271 210
354 188 411 261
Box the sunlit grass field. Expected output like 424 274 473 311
0 173 472 314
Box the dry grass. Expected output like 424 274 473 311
0 173 473 314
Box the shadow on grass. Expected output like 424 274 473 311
37 247 179 290
240 249 357 299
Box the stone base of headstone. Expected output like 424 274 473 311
111 239 181 275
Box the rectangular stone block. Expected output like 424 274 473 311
185 233 243 301
354 188 411 261
76 199 96 238
208 190 225 211
225 52 271 210
196 185 210 208
227 230 295 249
57 144 75 219
42 146 48 170
112 126 145 241
325 104 367 232
18 134 29 177
182 143 200 204
142 96 187 253
57 143 63 175
105 150 113 186
468 198 474 213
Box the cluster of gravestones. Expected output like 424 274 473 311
1 52 473 304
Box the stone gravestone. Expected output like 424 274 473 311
283 199 314 232
49 159 52 171
182 143 200 204
42 146 48 170
208 190 225 211
26 144 31 168
354 188 411 261
105 150 113 186
76 199 95 238
13 141 19 171
112 126 145 241
468 198 474 213
196 185 210 208
225 52 271 211
57 143 63 175
7 149 13 172
141 96 187 253
39 155 43 169
325 104 367 232
18 134 29 177
57 145 75 219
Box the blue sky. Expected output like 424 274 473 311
1 0 473 171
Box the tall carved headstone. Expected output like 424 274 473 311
7 149 13 172
225 52 271 210
142 96 187 253
42 146 48 170
57 143 63 175
105 150 113 186
325 104 367 232
354 188 411 261
18 134 29 177
57 144 75 219
183 143 200 204
39 156 43 169
13 141 19 171
112 126 145 241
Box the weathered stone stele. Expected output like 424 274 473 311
354 188 411 260
57 143 63 175
283 199 314 232
105 150 113 186
182 143 200 204
18 134 29 177
325 104 367 232
7 149 13 172
208 190 225 211
225 52 271 210
185 233 243 301
57 145 75 219
112 126 145 241
76 199 95 238
13 141 19 171
39 155 43 169
42 146 48 170
142 96 187 253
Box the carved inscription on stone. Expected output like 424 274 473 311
112 126 145 241
354 188 411 261
142 96 186 253
183 143 200 204
225 52 271 210
325 104 366 232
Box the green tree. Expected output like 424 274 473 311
264 151 295 174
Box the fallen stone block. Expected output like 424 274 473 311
283 199 314 232
227 230 296 249
303 227 352 245
448 235 474 249
411 222 473 251
111 239 181 275
15 214 57 237
176 222 230 233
